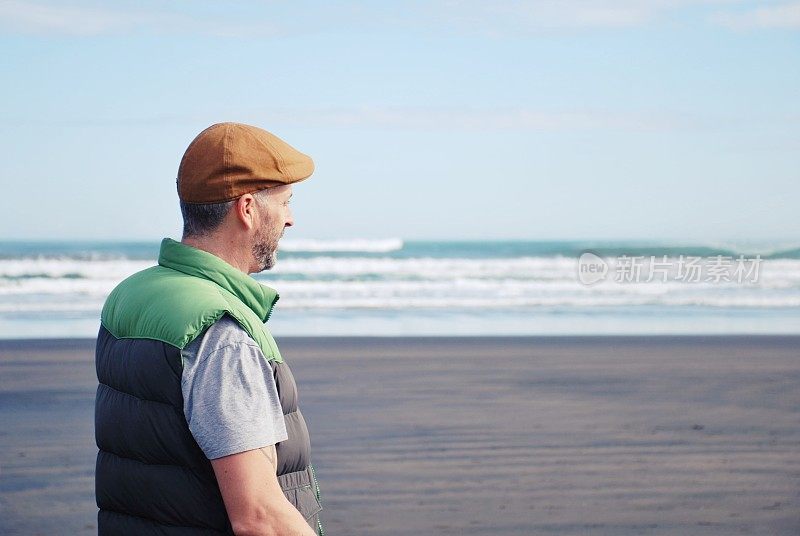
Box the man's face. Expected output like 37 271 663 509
251 185 293 272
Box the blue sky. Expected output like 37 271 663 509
0 1 798 242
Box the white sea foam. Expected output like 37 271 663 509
278 238 403 252
265 256 580 279
1 256 799 320
0 258 151 280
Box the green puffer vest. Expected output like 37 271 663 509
94 238 324 535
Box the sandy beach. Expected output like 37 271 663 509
0 335 798 535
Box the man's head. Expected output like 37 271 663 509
176 123 311 274
179 185 294 272
249 186 293 272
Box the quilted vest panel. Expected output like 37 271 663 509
95 326 322 534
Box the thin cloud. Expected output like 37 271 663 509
443 0 707 30
399 0 752 34
0 1 281 37
0 106 707 132
262 106 799 132
712 1 800 29
0 1 791 37
262 106 690 131
0 1 123 35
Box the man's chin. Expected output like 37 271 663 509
259 252 279 272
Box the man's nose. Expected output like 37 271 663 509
285 211 294 228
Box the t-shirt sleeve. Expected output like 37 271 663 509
180 315 288 460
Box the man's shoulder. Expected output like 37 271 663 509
108 265 219 300
183 314 262 360
203 315 259 347
102 266 236 348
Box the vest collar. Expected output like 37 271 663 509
157 238 280 322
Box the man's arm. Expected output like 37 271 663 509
211 444 317 536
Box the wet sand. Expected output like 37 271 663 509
0 336 798 535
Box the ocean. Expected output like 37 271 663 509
1 239 798 338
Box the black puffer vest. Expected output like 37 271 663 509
95 328 322 534
94 239 323 535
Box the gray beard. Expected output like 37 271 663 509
252 226 282 272
252 243 277 271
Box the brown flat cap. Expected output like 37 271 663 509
177 122 314 203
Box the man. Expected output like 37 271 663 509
95 122 323 535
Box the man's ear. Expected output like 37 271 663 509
234 194 258 231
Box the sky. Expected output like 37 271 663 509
0 1 798 243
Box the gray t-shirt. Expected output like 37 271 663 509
181 315 288 460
